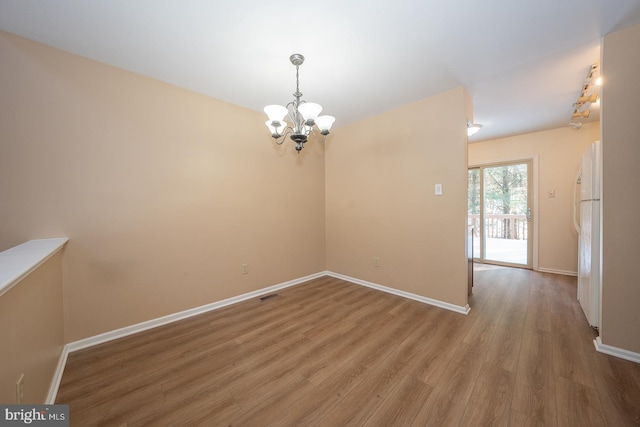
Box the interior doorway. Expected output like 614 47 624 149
468 160 533 269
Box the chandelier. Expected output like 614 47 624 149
264 54 335 153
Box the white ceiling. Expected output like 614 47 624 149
1 1 640 141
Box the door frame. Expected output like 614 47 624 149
469 155 539 271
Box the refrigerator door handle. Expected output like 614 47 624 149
573 168 582 233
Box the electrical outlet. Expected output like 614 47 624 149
241 264 249 275
16 374 24 404
374 257 380 267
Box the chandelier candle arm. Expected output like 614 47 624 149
264 53 335 153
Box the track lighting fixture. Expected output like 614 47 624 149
569 63 600 130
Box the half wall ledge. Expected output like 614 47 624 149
0 238 69 298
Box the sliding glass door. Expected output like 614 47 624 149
468 161 532 268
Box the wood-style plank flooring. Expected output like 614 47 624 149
56 266 640 426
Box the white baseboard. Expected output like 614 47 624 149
594 337 640 364
536 267 577 277
326 271 470 315
46 345 69 404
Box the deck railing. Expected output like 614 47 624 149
468 214 528 240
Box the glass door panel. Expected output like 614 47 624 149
483 163 529 266
468 161 532 268
468 168 481 259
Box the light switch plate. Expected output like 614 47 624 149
435 184 443 196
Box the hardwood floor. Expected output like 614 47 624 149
56 267 640 426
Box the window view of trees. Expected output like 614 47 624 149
468 169 481 258
468 162 530 266
468 165 528 241
484 164 528 240
468 169 480 217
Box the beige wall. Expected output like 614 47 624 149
468 123 599 274
326 87 471 309
0 251 65 403
601 23 640 354
0 31 326 342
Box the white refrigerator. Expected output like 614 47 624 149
577 141 601 328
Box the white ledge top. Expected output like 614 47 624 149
0 238 69 298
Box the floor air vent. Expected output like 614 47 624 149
259 293 280 302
